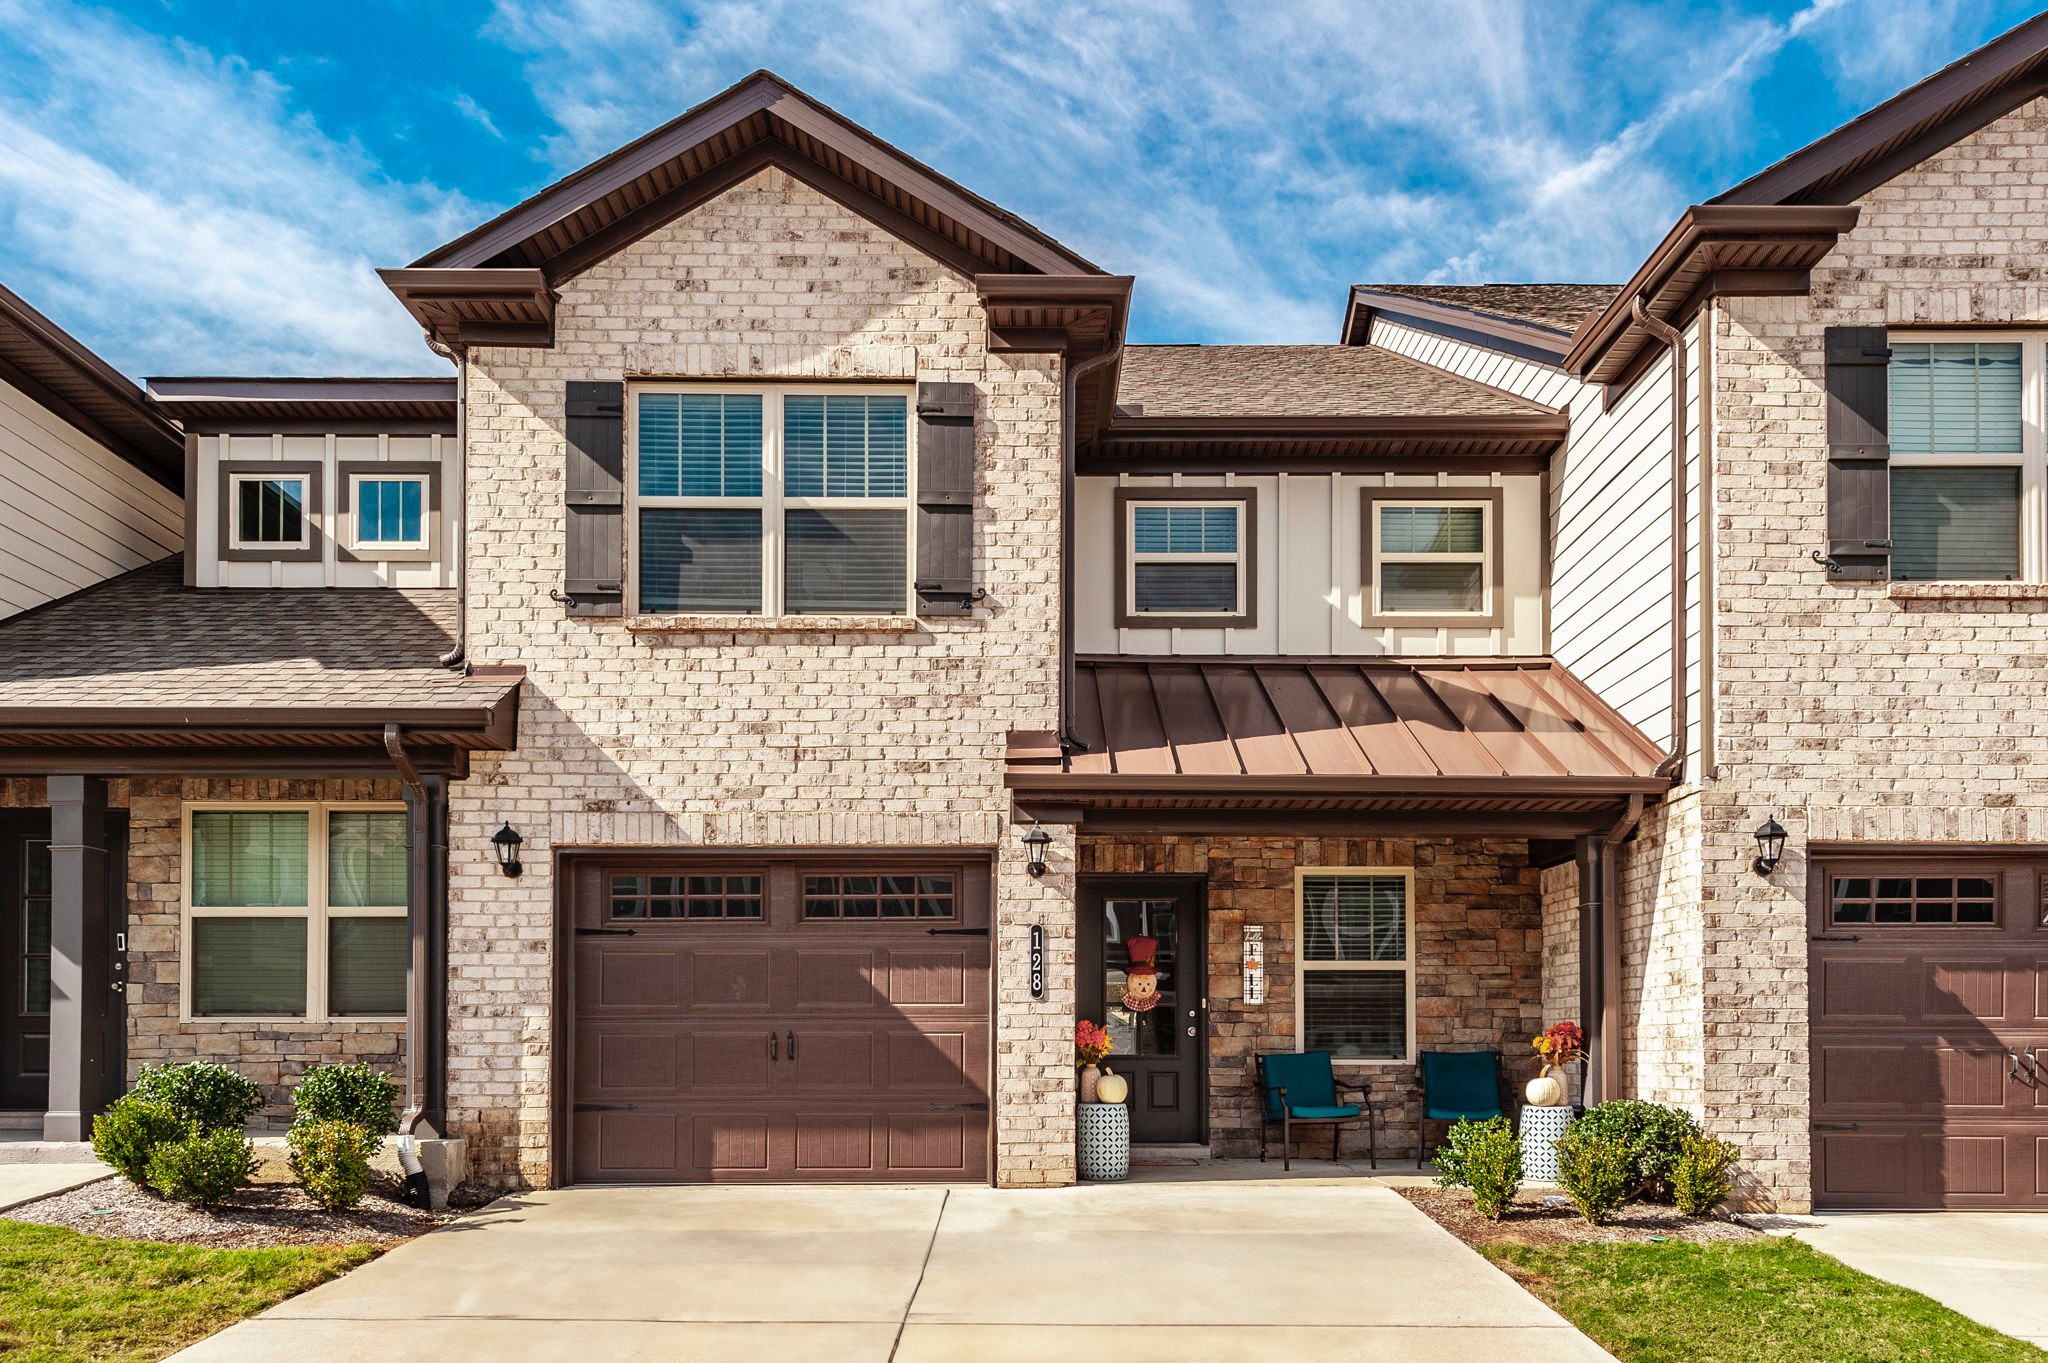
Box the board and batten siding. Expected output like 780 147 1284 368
191 433 457 589
0 375 182 617
1074 471 1545 656
1369 316 1705 778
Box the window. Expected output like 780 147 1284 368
230 475 309 549
631 387 911 615
802 874 956 920
1364 490 1502 626
610 874 762 920
21 839 49 1020
1296 870 1412 1061
1113 486 1256 628
1888 338 2034 581
1830 873 1998 926
184 805 407 1021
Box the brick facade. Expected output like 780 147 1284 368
1079 835 1542 1161
449 167 1070 1188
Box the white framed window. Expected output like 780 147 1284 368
1113 486 1256 627
182 803 407 1023
627 385 913 616
1363 491 1500 626
228 473 311 551
1295 868 1413 1063
1888 333 2041 582
349 473 429 550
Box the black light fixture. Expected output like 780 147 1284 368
1752 815 1788 877
1022 824 1052 878
491 821 524 878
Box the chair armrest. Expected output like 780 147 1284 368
1335 1075 1372 1102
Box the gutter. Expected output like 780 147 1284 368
1631 297 1690 784
1059 339 1123 752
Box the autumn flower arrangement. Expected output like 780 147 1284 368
1075 1020 1113 1067
1532 1021 1584 1074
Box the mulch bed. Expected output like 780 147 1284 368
4 1170 453 1248
1397 1184 1764 1250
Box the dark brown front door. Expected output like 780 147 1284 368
1811 855 2048 1209
568 855 991 1184
0 814 51 1111
1079 877 1206 1144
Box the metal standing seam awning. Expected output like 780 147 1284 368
1007 657 1671 837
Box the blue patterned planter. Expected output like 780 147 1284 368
1078 1102 1130 1181
1520 1103 1571 1182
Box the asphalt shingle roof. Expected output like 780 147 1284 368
1114 344 1554 419
0 556 515 717
1359 284 1620 333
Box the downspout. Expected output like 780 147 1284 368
429 340 469 671
1059 340 1124 751
1630 297 1689 783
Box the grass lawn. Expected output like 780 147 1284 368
1490 1236 2044 1363
0 1220 376 1363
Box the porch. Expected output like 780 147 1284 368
1011 655 1674 1162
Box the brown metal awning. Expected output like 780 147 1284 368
1008 657 1670 836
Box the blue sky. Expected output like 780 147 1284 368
0 0 2039 377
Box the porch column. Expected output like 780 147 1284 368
44 775 111 1141
401 772 449 1135
1574 833 1608 1107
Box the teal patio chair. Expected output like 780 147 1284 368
1418 1050 1507 1164
1256 1051 1375 1170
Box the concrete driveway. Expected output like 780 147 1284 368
1793 1214 2048 1348
170 1178 1611 1362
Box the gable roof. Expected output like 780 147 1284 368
1714 12 2048 206
409 70 1101 283
0 283 184 489
145 376 456 435
1354 284 1618 333
1340 284 1619 366
1117 345 1553 419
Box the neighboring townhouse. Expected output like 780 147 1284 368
4 15 2048 1213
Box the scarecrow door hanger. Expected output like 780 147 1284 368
1120 934 1164 1012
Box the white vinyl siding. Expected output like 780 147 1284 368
1368 320 1581 408
0 376 181 617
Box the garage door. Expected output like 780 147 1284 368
568 856 991 1183
1810 856 2048 1209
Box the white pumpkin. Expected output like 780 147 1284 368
1524 1072 1567 1108
1095 1070 1130 1104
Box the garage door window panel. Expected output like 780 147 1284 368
610 873 763 920
803 874 955 920
1831 873 1999 925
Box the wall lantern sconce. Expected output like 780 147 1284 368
1752 815 1788 877
491 821 525 878
1022 825 1052 878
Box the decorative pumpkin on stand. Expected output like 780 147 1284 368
1094 1069 1129 1104
1526 1020 1583 1107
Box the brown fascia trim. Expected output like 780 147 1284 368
0 284 185 484
377 268 557 351
1563 204 1861 380
1713 13 2048 206
0 688 522 750
414 71 1099 277
1343 288 1576 368
148 377 457 403
975 274 1134 360
0 744 475 778
1003 773 1673 798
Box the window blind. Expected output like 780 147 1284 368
1380 506 1484 554
638 393 762 497
1301 875 1406 963
1132 505 1237 553
193 916 307 1017
329 810 407 907
1890 466 2020 581
1303 971 1406 1059
1132 563 1239 612
192 811 309 907
784 395 908 497
1382 562 1485 612
328 917 407 1016
639 508 763 612
784 508 905 613
1890 342 2023 454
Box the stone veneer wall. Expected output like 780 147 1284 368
1699 95 2048 1210
452 166 1067 1189
1078 835 1541 1161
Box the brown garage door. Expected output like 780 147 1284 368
567 855 990 1184
1810 855 2048 1209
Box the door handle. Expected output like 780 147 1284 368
787 1030 797 1061
770 1031 779 1062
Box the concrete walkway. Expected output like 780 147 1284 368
0 1161 110 1212
170 1177 1612 1362
1793 1214 2048 1348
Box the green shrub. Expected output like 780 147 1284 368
288 1120 381 1211
145 1127 256 1206
1555 1130 1634 1225
1568 1098 1702 1199
1672 1134 1742 1217
1434 1116 1522 1220
131 1062 262 1134
291 1064 400 1136
90 1096 193 1186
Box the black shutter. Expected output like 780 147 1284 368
914 381 976 615
1823 326 1892 582
564 380 625 617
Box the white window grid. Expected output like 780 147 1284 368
1370 498 1493 619
1889 330 2046 582
226 472 311 552
626 383 916 616
1123 498 1247 618
347 471 430 551
180 802 407 1024
1293 866 1415 1066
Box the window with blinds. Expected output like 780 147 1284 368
1888 340 2029 581
186 805 407 1021
1124 500 1247 619
1297 872 1411 1060
631 386 911 615
1371 501 1491 617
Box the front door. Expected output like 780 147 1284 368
1079 877 1205 1144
